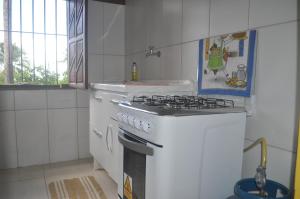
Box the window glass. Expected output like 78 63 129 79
57 35 67 84
11 0 21 31
0 0 3 30
22 0 33 32
57 0 67 35
46 0 56 34
34 34 46 84
46 34 57 84
34 0 44 33
11 32 22 83
0 0 68 85
21 33 34 83
0 31 4 84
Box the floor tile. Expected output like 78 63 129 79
0 158 117 199
44 158 93 181
0 165 44 183
92 169 118 199
0 169 19 183
0 178 48 199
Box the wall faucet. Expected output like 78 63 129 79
145 46 161 58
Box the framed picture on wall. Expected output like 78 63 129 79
198 30 257 97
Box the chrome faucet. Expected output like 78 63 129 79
145 46 161 58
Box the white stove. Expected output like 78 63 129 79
117 95 247 199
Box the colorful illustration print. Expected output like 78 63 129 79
198 30 257 97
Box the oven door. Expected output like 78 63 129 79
118 128 154 199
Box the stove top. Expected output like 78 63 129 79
120 95 245 116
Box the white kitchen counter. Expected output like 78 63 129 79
89 80 196 94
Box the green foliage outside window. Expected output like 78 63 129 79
0 43 68 85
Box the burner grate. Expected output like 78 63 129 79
132 95 234 110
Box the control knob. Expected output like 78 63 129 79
122 114 128 123
128 115 134 126
117 113 123 121
134 118 141 129
141 121 150 133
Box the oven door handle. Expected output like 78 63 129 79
118 132 154 156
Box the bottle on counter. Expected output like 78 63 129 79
131 62 138 81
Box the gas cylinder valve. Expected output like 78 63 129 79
244 137 268 197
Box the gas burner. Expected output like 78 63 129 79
132 96 149 103
132 95 234 110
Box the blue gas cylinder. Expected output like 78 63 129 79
228 178 291 199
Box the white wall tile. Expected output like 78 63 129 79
103 55 125 81
126 0 148 54
146 0 182 48
182 41 199 82
87 0 103 54
182 0 210 42
103 3 125 55
78 108 91 159
135 53 147 81
0 91 14 111
88 54 103 83
246 22 298 152
242 140 295 187
15 90 47 110
146 0 163 48
144 54 161 80
161 45 182 80
210 0 249 36
0 111 18 169
16 110 49 167
77 89 90 108
249 0 298 28
125 55 133 81
47 89 76 109
48 109 78 163
161 0 182 46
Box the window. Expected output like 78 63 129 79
0 0 68 86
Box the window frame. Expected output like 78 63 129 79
0 84 73 90
0 0 69 88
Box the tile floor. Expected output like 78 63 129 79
0 158 118 199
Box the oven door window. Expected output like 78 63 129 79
124 146 146 199
119 131 153 199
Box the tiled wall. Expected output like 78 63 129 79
0 89 90 168
88 1 125 83
0 1 126 169
125 0 299 187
